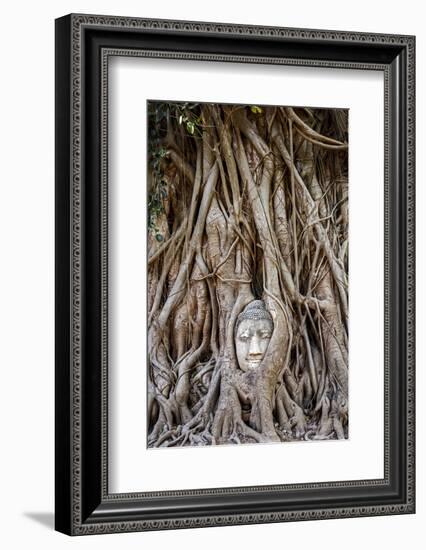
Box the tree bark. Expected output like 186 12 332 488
147 102 349 446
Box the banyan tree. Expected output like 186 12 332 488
147 101 349 448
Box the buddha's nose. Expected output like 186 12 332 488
248 336 262 357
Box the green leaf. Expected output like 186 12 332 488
186 121 195 134
250 105 263 114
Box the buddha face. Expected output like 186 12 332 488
235 318 273 372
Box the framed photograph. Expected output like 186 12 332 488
55 14 415 535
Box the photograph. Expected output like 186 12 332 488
147 101 349 448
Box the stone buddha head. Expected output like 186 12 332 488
235 300 273 372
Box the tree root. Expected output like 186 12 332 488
147 102 349 449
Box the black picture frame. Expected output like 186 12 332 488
55 13 415 535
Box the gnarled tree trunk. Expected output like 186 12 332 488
147 101 348 447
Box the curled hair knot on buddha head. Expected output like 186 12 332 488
235 300 273 333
